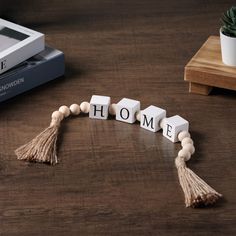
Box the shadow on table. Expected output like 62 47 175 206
211 87 236 97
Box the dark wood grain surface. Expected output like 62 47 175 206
0 1 235 235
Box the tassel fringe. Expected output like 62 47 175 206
175 157 222 208
15 113 62 165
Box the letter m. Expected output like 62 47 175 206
142 114 154 129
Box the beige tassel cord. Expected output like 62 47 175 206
174 131 222 207
15 99 222 207
15 111 64 165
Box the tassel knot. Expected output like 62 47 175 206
175 156 186 168
50 115 62 127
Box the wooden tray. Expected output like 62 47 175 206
184 36 236 95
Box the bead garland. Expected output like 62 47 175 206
55 102 196 163
15 96 222 208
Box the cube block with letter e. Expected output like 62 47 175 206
116 98 140 124
140 105 166 132
163 115 189 142
89 95 111 119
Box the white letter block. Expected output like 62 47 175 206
89 95 111 120
116 98 140 124
140 105 166 132
163 115 189 142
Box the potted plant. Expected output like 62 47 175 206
220 6 236 66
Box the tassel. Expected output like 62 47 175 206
175 156 222 208
15 111 64 165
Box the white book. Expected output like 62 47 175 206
0 18 44 74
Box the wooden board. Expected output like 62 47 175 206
184 36 236 95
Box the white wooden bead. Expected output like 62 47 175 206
159 118 166 129
183 143 195 155
51 111 64 121
178 149 191 161
59 105 70 118
109 103 117 116
70 104 80 115
178 130 190 141
80 101 90 113
181 137 193 147
136 111 141 122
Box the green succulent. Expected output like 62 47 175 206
221 6 236 37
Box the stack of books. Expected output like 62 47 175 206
0 18 65 102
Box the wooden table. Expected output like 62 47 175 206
0 1 235 235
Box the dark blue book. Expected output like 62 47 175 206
0 45 64 102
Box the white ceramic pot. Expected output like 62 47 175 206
220 28 236 66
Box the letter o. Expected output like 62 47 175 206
120 108 129 120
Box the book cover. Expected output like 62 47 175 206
0 46 65 102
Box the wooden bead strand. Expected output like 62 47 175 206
177 131 194 161
80 101 90 113
59 105 70 118
109 103 117 116
70 104 81 115
159 118 166 129
178 130 190 141
135 110 141 122
15 95 222 208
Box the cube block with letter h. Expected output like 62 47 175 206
89 95 111 120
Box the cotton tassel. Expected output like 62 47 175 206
15 110 64 165
175 131 222 208
175 157 222 207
